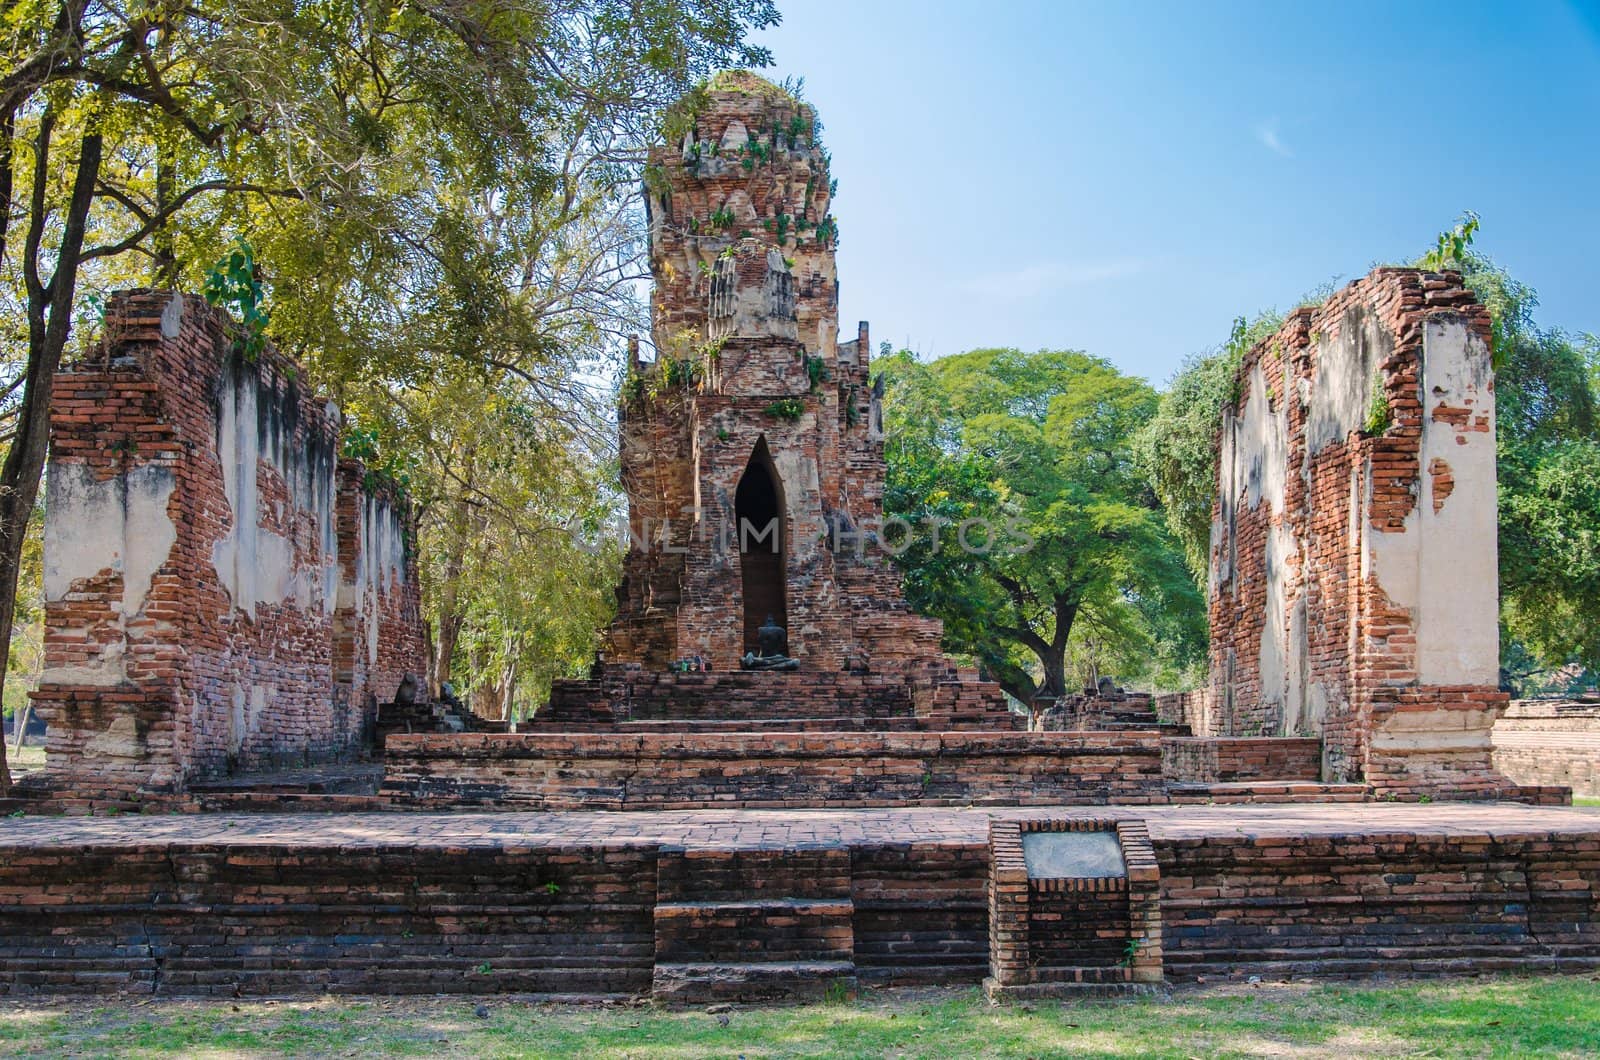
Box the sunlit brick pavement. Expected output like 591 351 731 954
3 801 1597 852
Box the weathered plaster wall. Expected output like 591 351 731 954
1204 267 1511 797
31 290 426 798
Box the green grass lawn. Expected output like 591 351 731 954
1574 795 1600 807
1 975 1596 1059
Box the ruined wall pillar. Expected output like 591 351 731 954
31 290 426 797
1204 267 1510 797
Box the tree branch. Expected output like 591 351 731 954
80 180 306 261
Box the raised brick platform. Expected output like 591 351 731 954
378 730 1164 809
3 803 1597 998
1493 700 1600 798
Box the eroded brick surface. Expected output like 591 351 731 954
1194 267 1513 798
30 292 426 798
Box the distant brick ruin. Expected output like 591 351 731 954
30 291 427 797
1169 267 1514 797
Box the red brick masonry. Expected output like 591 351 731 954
31 291 427 799
379 730 1164 809
1 803 1595 996
1492 701 1600 799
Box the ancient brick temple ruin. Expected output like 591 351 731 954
1160 268 1518 799
3 72 1598 1004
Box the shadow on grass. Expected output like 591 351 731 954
0 975 1595 1058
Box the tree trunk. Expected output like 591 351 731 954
0 122 103 794
428 454 477 696
11 701 30 756
1038 644 1067 700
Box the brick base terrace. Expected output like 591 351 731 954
4 802 1597 999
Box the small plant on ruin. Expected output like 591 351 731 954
663 357 701 389
804 354 831 392
709 207 735 229
813 216 838 245
845 384 861 426
1119 937 1143 967
622 370 649 406
1365 369 1392 434
544 880 561 894
202 236 270 361
774 213 790 243
764 398 804 421
716 427 731 442
475 962 493 975
1422 210 1480 271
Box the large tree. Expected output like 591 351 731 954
0 0 778 789
878 347 1205 706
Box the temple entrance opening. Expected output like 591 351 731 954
736 437 786 654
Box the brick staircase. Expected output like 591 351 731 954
651 846 857 1003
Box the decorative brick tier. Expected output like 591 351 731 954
378 731 1165 809
538 666 1021 732
1160 737 1323 784
3 804 1597 997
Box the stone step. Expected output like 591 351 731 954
652 846 857 1002
651 960 857 1004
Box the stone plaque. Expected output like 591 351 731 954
1021 831 1125 879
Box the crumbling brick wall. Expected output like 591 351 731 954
31 290 426 797
1203 266 1508 796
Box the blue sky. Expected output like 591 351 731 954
750 1 1600 385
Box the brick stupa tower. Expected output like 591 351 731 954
610 71 940 672
540 72 1015 727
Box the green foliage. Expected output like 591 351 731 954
1136 312 1281 578
879 347 1206 700
201 238 270 360
663 357 701 389
764 398 805 421
1422 210 1481 272
1364 370 1392 435
804 354 830 391
341 425 414 495
1458 252 1600 675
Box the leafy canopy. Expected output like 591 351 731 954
879 347 1204 704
